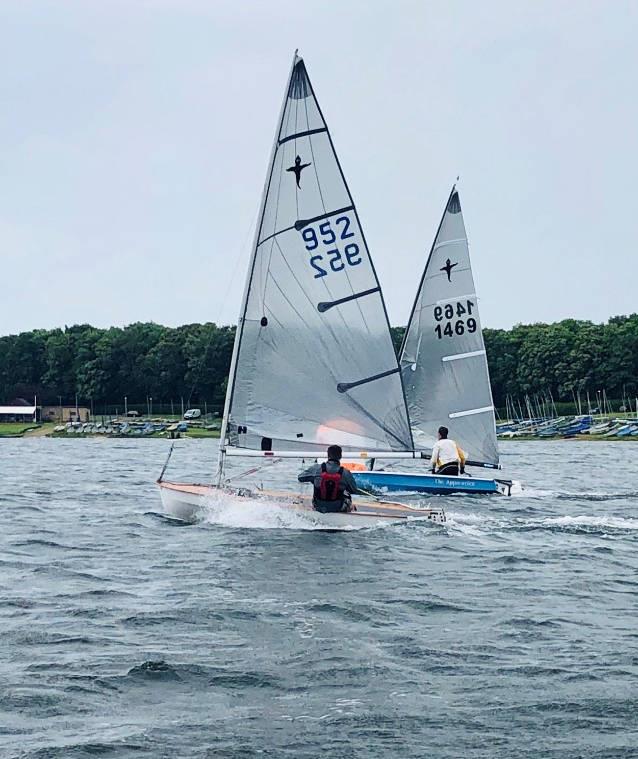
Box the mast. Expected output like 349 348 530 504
216 52 299 486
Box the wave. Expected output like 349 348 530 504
144 510 194 526
126 659 182 681
21 738 150 758
13 539 85 551
123 659 282 690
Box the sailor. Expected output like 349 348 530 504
298 444 362 513
430 426 466 476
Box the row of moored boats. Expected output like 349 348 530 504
497 415 638 439
55 421 189 436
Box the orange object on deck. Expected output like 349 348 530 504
341 460 368 472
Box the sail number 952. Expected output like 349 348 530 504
434 299 477 339
301 216 361 278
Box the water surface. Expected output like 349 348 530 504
1 439 637 758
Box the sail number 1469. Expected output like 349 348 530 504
434 300 477 339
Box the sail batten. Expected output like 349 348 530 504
279 127 328 145
442 349 487 362
400 188 499 466
318 287 380 313
434 293 476 306
223 55 412 455
449 406 495 419
294 206 356 230
433 238 467 250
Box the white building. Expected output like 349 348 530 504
0 406 37 423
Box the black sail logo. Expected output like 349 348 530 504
440 258 458 282
287 155 311 188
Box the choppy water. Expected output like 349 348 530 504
1 438 637 758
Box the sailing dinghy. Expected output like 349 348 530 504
352 188 514 496
158 53 445 527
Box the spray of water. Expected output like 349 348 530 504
199 490 365 531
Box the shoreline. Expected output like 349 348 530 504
0 423 220 440
498 435 638 442
1 427 635 443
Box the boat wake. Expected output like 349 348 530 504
507 480 525 496
556 490 638 502
444 510 638 537
507 485 638 502
529 514 638 533
444 510 502 537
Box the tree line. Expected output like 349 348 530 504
1 315 637 413
0 323 234 413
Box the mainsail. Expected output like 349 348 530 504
400 188 499 467
221 54 413 456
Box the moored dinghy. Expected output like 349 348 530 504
158 53 445 527
352 187 514 496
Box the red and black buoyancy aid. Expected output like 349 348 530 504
314 463 344 502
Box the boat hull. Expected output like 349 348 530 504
157 480 446 528
353 470 510 496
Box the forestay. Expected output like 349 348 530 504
225 55 413 453
400 188 499 466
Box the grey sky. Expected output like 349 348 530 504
2 0 637 336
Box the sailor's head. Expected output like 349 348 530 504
295 155 301 165
327 444 342 462
438 426 448 440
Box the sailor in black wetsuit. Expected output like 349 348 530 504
298 445 362 513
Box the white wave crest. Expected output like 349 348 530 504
443 510 502 537
439 510 638 536
536 514 638 530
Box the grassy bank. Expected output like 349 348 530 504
183 427 220 438
0 423 43 437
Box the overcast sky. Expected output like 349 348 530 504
2 0 637 336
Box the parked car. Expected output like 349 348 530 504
183 408 202 419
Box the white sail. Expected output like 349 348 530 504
222 55 413 455
400 188 498 466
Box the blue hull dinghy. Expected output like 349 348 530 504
356 186 518 496
353 470 512 496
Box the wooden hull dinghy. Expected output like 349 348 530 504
158 56 467 523
158 480 446 528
